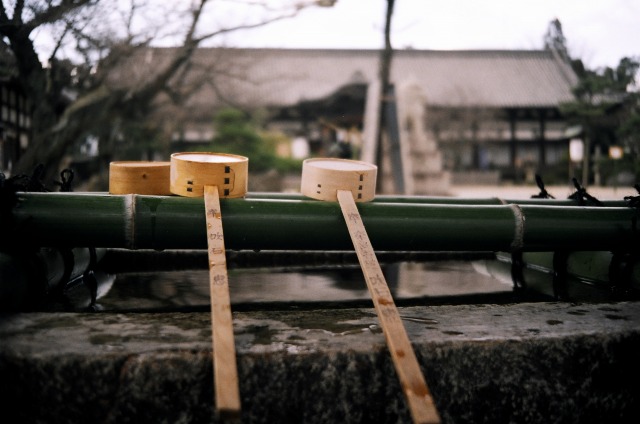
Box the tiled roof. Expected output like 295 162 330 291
112 48 578 111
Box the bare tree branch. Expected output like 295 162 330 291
6 0 322 184
185 0 208 46
0 1 10 23
24 0 95 34
48 21 71 63
193 7 301 44
53 84 112 131
122 0 140 41
13 0 25 25
127 0 210 105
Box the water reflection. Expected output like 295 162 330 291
93 257 511 312
57 247 638 312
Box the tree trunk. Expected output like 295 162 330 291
5 22 68 184
375 0 395 192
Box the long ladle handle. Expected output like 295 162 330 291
337 189 440 424
204 185 241 420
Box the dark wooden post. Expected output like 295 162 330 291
537 109 547 169
508 109 518 179
375 0 395 192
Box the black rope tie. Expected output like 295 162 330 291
26 164 49 192
624 183 640 209
1 164 75 251
54 169 75 192
531 174 555 199
510 250 527 292
568 178 603 206
0 164 48 196
0 171 30 195
1 165 49 229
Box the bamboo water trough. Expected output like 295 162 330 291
247 192 629 207
3 192 638 252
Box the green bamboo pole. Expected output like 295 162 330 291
58 191 630 206
246 192 629 207
4 192 639 252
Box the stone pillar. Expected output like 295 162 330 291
396 80 450 195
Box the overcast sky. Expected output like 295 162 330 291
213 0 639 70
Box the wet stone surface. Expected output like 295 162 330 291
1 301 640 423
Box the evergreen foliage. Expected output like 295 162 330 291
210 108 301 173
547 18 640 184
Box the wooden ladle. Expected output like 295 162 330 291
170 152 248 420
301 158 440 424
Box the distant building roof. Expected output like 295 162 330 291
110 47 578 116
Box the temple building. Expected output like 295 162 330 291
113 47 577 193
